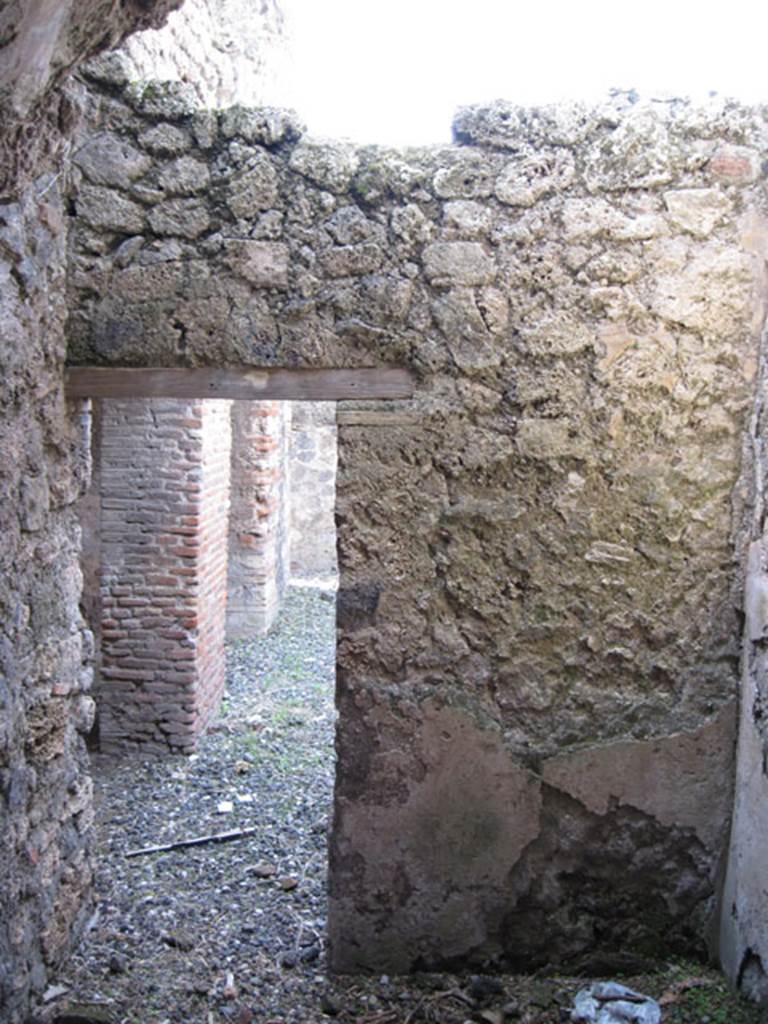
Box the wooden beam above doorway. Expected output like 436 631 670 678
64 366 415 401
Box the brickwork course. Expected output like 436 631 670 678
96 399 231 754
227 400 292 638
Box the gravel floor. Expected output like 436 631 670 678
44 586 766 1024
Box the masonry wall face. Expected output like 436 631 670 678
97 398 231 754
0 178 95 1024
721 342 768 999
0 2 285 1019
84 0 289 111
66 85 768 973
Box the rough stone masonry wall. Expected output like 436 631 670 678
0 167 96 1024
97 398 231 754
98 0 289 110
0 3 185 1020
227 400 292 637
66 83 768 974
720 328 768 1000
290 401 338 581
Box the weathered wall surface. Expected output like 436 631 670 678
84 0 289 110
290 401 338 581
0 0 183 197
0 173 95 1024
65 86 768 970
0 2 187 1019
96 398 230 753
227 400 291 637
721 336 768 1001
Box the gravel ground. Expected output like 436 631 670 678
43 586 766 1024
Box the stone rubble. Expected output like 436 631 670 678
571 982 662 1023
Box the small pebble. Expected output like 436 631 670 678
320 993 341 1016
107 953 126 974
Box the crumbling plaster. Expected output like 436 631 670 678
64 75 768 973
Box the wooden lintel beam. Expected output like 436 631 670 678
64 366 415 402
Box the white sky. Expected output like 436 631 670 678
280 0 768 146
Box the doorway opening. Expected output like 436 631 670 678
67 393 340 1016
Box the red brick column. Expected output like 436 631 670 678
226 401 291 638
96 398 232 754
195 400 233 726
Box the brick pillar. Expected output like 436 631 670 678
195 400 233 725
227 401 291 638
96 398 232 754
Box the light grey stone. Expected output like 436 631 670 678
432 288 502 371
113 235 144 268
139 123 192 156
131 81 199 120
663 188 731 237
582 104 679 191
138 239 184 265
433 156 494 198
289 139 359 194
562 198 666 242
227 156 279 217
251 210 284 240
650 242 754 337
571 982 661 1023
74 132 152 189
225 240 289 288
321 243 383 278
423 242 494 287
442 200 491 238
391 203 433 245
495 150 575 206
191 111 218 150
745 569 768 642
157 155 211 195
324 206 380 246
220 105 305 146
517 418 586 460
147 198 210 239
452 98 595 147
76 185 145 234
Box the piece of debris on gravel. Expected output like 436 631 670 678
41 588 766 1024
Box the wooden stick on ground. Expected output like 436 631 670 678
125 826 259 858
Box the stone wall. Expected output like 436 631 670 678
0 175 95 1024
0 3 184 200
94 0 289 110
0 2 187 1019
289 401 338 581
721 330 768 1000
96 398 231 754
227 400 292 637
66 83 768 972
